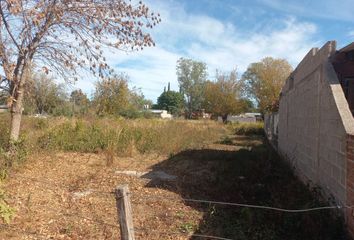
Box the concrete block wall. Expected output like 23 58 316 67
347 135 354 236
278 41 350 206
266 40 354 236
264 113 279 148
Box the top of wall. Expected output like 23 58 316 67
282 41 337 94
281 41 354 135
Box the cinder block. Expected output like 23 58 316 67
332 165 341 181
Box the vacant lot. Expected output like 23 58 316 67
0 116 348 239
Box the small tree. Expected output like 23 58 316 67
157 90 184 115
129 87 152 110
24 73 67 115
241 57 292 113
70 89 90 115
176 58 207 118
93 74 130 116
0 0 160 142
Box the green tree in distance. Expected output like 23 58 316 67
157 90 184 115
176 58 207 118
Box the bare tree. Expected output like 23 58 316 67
0 0 160 142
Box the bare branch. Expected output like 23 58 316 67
0 1 21 51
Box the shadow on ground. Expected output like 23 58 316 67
144 135 348 240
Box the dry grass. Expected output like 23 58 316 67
0 114 227 157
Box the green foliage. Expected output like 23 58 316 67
157 90 184 115
176 57 207 117
241 57 292 113
228 122 264 135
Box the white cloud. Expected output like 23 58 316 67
349 31 354 38
185 17 318 73
74 0 319 102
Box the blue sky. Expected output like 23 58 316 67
74 0 354 102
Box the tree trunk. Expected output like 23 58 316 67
222 114 228 123
10 84 24 142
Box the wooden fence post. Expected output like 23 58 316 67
115 185 135 240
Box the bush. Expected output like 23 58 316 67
229 122 264 136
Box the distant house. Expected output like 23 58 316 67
224 112 262 123
149 110 172 119
0 105 8 113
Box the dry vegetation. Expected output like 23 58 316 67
0 114 347 239
0 114 226 157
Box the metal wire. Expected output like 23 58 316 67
132 194 346 213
